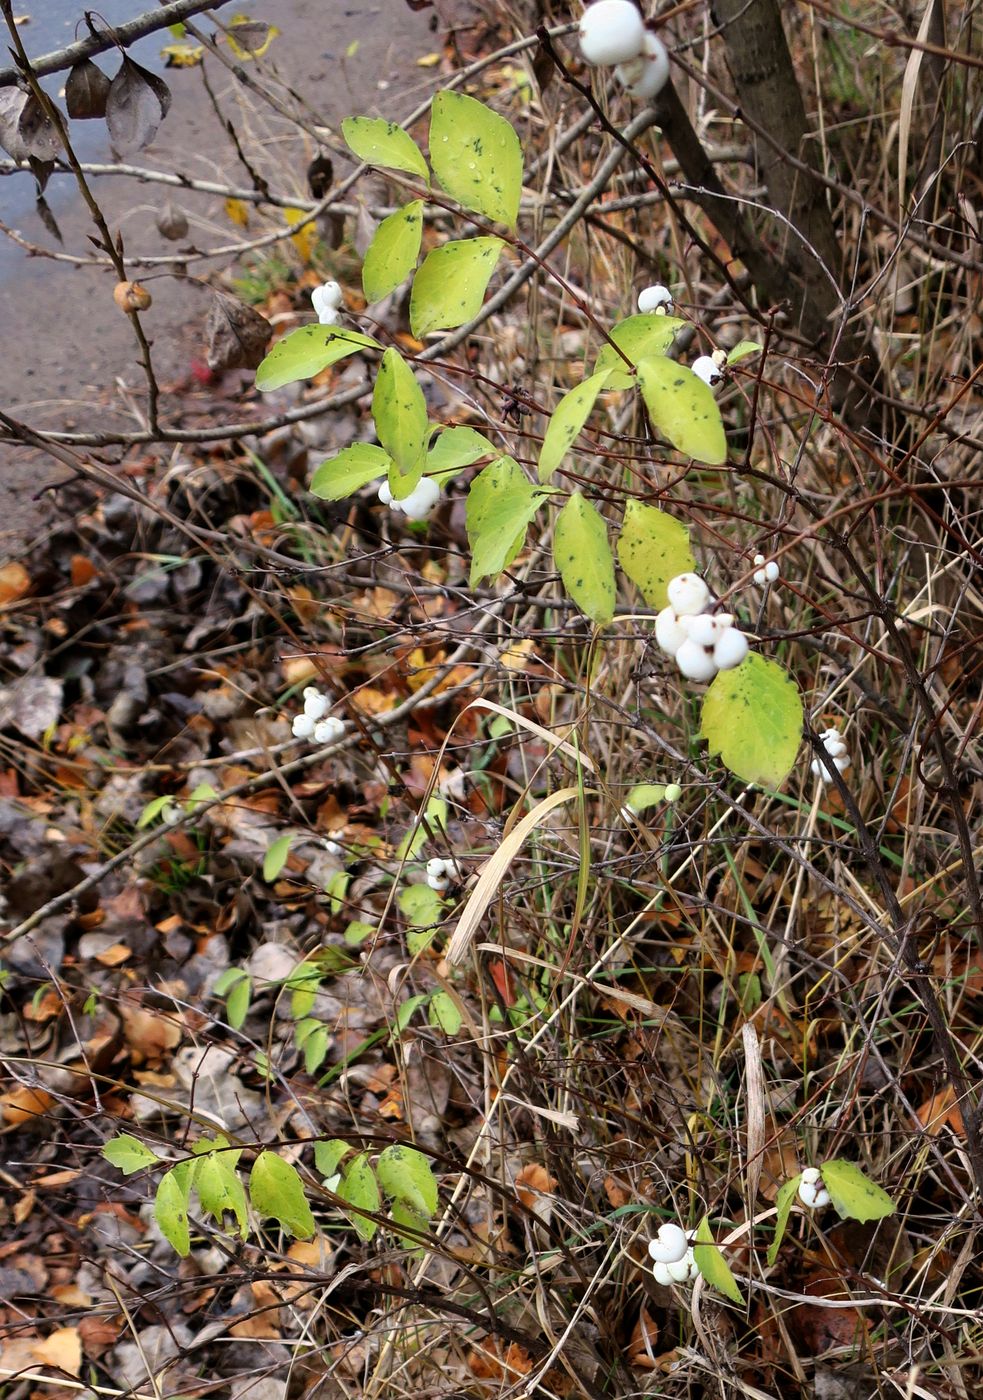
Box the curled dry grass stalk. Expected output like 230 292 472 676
1 1 983 1398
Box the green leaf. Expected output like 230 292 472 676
465 456 542 586
393 993 429 1034
248 1150 316 1239
426 425 496 481
296 1019 330 1074
821 1160 896 1223
338 1153 380 1241
538 370 612 483
429 90 522 228
155 1167 191 1256
593 314 685 390
553 492 615 626
396 794 447 862
255 325 381 392
616 500 695 608
410 236 504 338
137 794 175 828
767 1174 802 1266
102 1134 159 1175
363 200 424 303
341 115 429 180
343 920 375 947
692 1215 743 1303
399 882 443 927
377 1143 438 1217
428 989 462 1035
263 833 292 883
186 782 219 809
623 783 667 816
373 347 428 491
389 1197 429 1250
314 1139 350 1179
727 339 761 366
325 869 350 916
310 443 391 501
286 962 321 1019
637 356 728 465
701 653 803 788
225 973 251 1031
195 1152 249 1238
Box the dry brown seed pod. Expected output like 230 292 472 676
113 280 152 313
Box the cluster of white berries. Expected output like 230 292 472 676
752 552 780 585
426 856 461 892
647 1222 698 1286
291 687 346 745
692 349 727 389
578 2 670 102
637 283 673 315
655 573 749 683
810 726 850 782
797 1166 831 1209
378 477 440 522
311 280 344 326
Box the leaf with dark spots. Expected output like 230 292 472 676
205 293 273 372
0 88 60 162
65 59 111 119
106 57 172 155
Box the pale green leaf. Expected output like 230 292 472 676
693 1215 743 1303
343 920 375 947
362 200 424 302
396 794 447 862
137 795 175 828
593 314 685 390
428 989 462 1035
393 993 429 1034
314 1139 350 1179
325 869 350 916
372 347 428 491
255 324 380 392
297 1020 330 1074
225 973 251 1031
727 339 761 366
377 1143 438 1217
429 90 522 227
553 492 615 626
286 962 321 1020
407 924 437 956
616 500 695 609
701 652 803 788
538 370 612 483
426 425 496 482
341 115 429 179
338 1153 380 1240
195 1152 248 1237
399 882 443 927
213 966 247 996
102 1134 159 1175
155 1167 191 1256
410 236 504 338
389 1197 429 1250
821 1160 896 1223
637 356 728 465
263 833 292 883
248 1150 316 1239
465 456 541 586
767 1174 802 1266
624 782 667 816
310 443 391 501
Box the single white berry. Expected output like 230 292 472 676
711 348 727 369
392 476 440 521
833 754 851 773
655 605 689 657
675 638 718 682
801 1167 822 1185
377 480 393 505
753 568 767 585
292 712 316 740
615 32 670 99
713 626 749 671
648 1222 688 1264
798 1169 830 1209
311 281 343 323
652 1259 673 1286
303 686 330 721
666 572 710 616
753 553 765 567
637 283 673 315
764 560 779 582
692 354 722 388
666 1255 694 1283
313 716 345 745
578 1 646 67
681 612 722 648
664 782 682 802
427 872 450 892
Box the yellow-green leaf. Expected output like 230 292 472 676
338 1153 380 1240
693 1215 743 1303
426 425 496 482
362 200 424 303
553 491 615 626
429 90 522 228
377 1143 438 1217
255 324 380 392
637 356 727 465
616 500 694 608
538 370 611 483
767 1175 802 1266
372 347 428 492
410 236 504 338
310 443 391 501
263 833 292 882
593 313 684 390
102 1134 159 1175
727 339 761 366
821 1160 896 1223
341 115 429 180
465 456 541 586
155 1167 191 1256
700 652 803 788
248 1151 316 1239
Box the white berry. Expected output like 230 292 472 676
313 716 345 745
377 480 393 505
578 1 646 67
764 560 779 582
664 782 682 802
615 32 670 99
666 572 710 616
655 605 689 656
713 626 749 671
427 873 450 892
681 612 720 648
292 712 316 740
392 476 440 521
692 355 722 388
637 283 673 314
648 1222 688 1264
303 686 330 721
652 1259 673 1286
675 638 718 682
801 1167 822 1185
798 1170 831 1209
666 1255 694 1282
311 280 343 324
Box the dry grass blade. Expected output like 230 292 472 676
897 0 938 216
468 697 596 772
742 1020 765 1209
